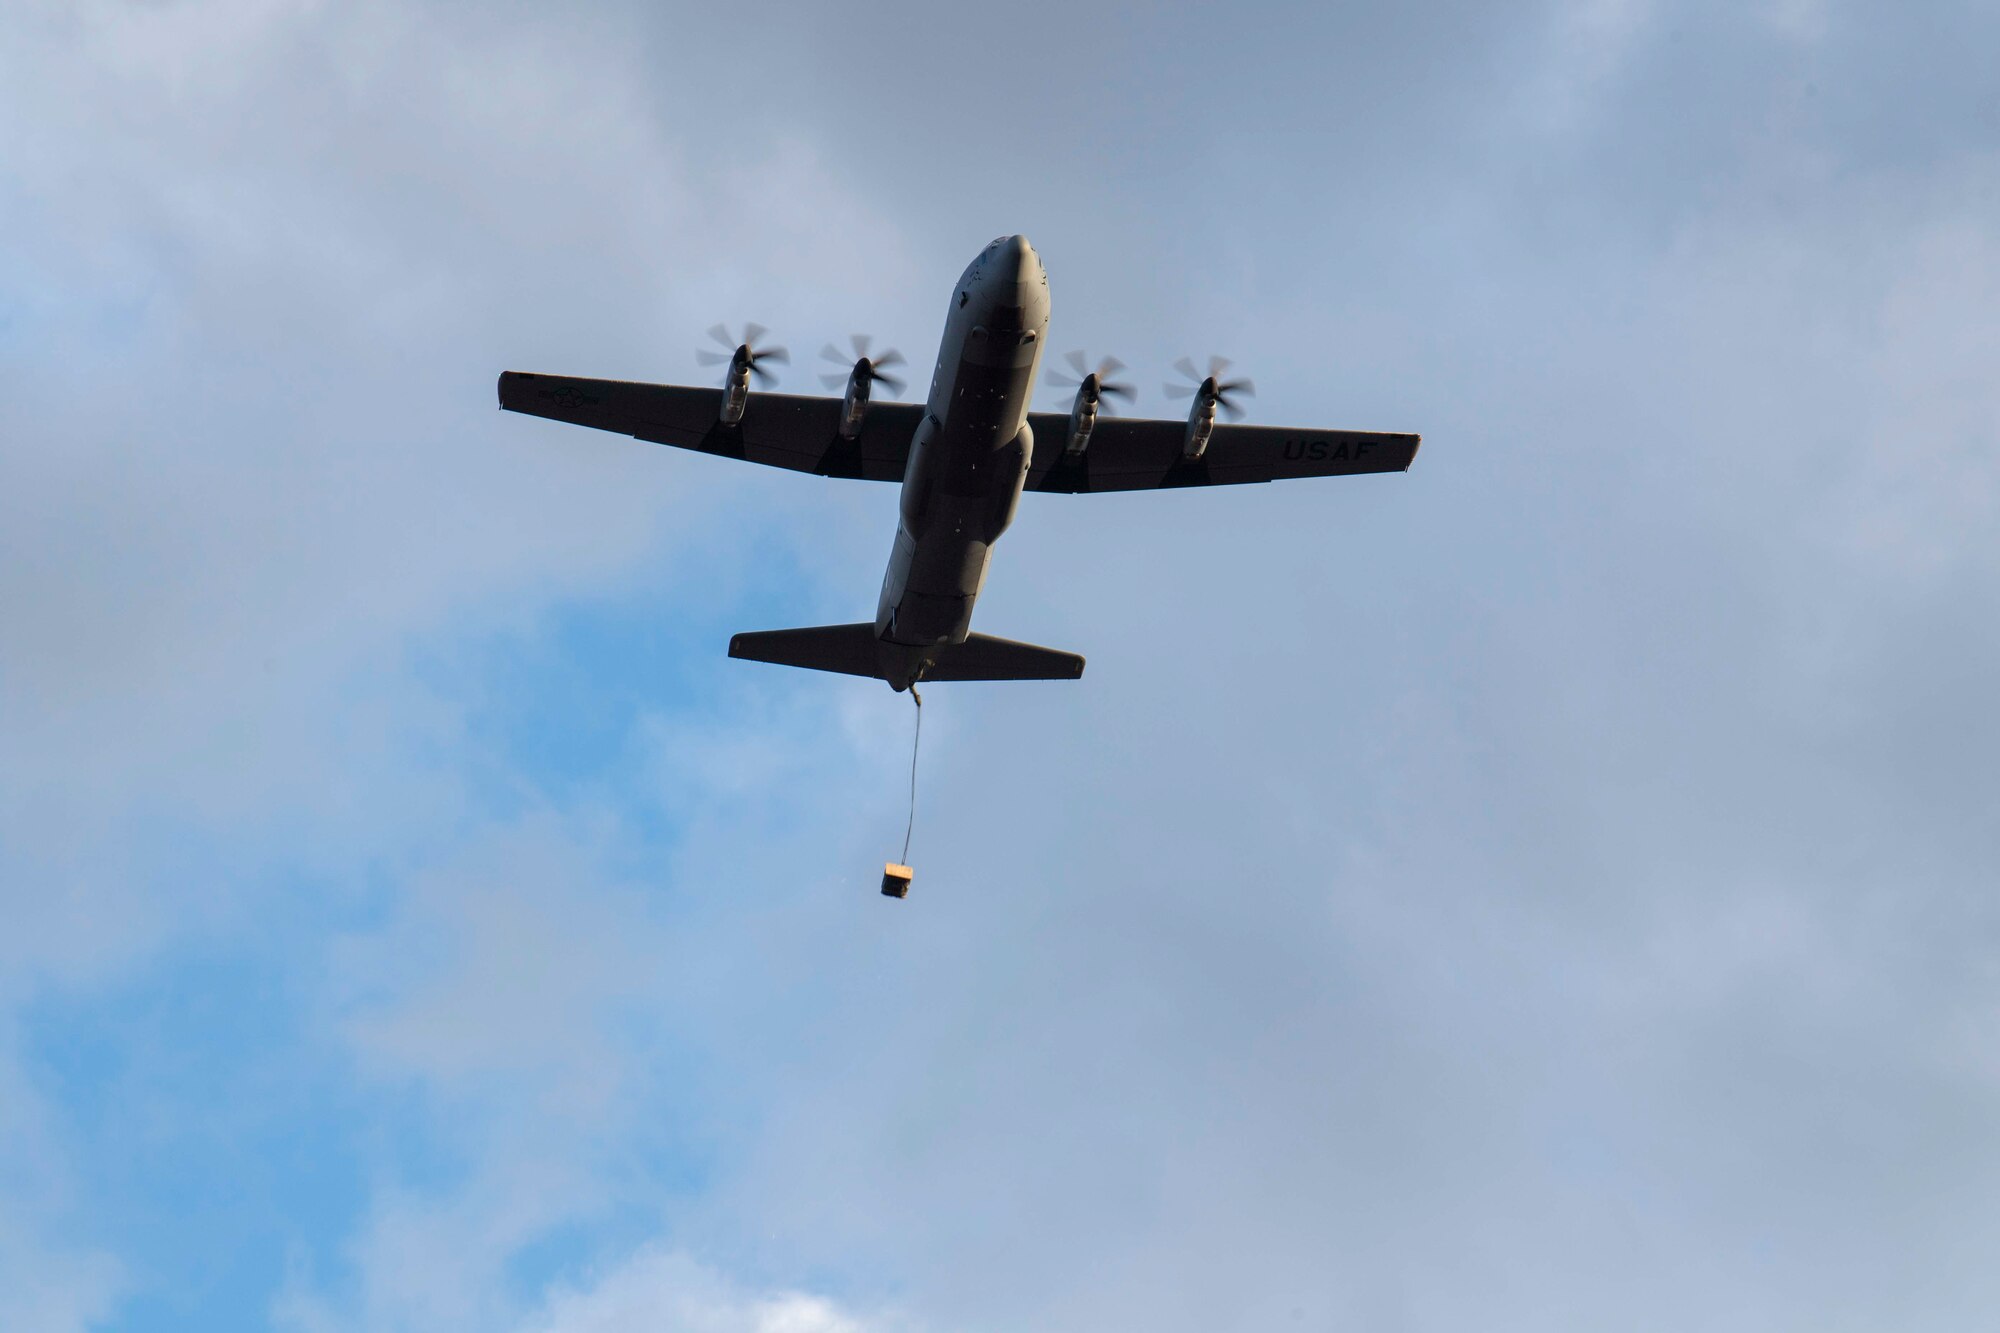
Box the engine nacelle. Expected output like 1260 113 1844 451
1065 381 1100 457
719 354 752 425
1183 380 1218 461
704 327 786 424
839 364 873 440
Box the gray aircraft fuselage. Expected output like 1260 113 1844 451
872 234 1050 688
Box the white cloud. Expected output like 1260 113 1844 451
0 1222 120 1333
1766 0 1831 43
1517 0 1660 136
1 2 912 1324
0 0 922 819
0 1044 122 1333
522 1248 892 1333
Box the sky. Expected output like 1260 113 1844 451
2 0 1998 1329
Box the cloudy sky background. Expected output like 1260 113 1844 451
4 0 1999 1329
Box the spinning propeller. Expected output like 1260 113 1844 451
1047 351 1135 408
696 322 789 385
819 334 907 397
1166 355 1256 421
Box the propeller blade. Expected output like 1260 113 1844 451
1169 356 1251 415
820 342 847 364
872 347 905 370
1055 351 1131 399
699 324 783 383
850 333 872 359
873 372 906 397
819 371 849 390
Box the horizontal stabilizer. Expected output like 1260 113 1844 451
923 633 1085 681
728 624 1084 683
728 624 883 679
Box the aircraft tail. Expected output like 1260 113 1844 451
728 624 1084 683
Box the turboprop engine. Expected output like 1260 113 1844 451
819 334 906 440
696 323 788 425
1045 351 1134 457
1165 355 1255 460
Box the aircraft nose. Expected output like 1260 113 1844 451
992 233 1038 279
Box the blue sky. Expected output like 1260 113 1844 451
4 1 1999 1329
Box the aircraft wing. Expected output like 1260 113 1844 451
497 372 924 481
1023 413 1419 493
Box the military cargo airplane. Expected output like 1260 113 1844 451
498 235 1419 691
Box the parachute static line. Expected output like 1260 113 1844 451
902 687 923 863
882 687 921 899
